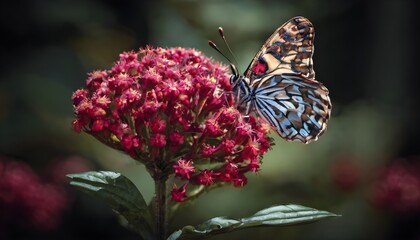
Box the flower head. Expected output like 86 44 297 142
173 159 195 179
0 157 70 230
370 161 420 214
72 47 274 202
171 183 187 202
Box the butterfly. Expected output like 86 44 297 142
215 16 331 144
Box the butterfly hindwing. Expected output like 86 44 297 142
253 73 331 143
245 16 315 82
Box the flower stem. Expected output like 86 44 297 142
155 176 168 240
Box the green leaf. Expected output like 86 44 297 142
67 171 154 240
168 204 339 240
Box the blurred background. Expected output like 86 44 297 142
1 0 419 239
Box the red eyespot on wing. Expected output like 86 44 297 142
253 62 266 75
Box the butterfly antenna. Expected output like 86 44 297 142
208 40 239 76
218 27 241 73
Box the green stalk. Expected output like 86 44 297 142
155 175 168 240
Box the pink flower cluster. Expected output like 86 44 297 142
370 161 420 214
72 47 273 202
0 157 69 230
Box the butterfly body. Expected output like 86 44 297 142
230 16 331 144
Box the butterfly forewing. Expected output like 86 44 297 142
245 16 316 82
234 16 331 144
